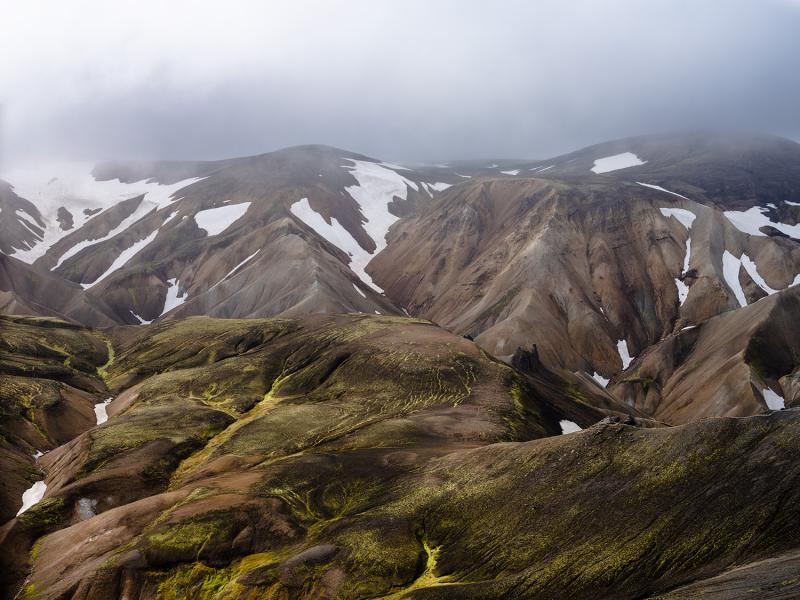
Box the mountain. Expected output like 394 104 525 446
0 147 462 324
0 254 119 327
0 313 641 597
371 132 800 423
3 131 800 598
0 315 799 599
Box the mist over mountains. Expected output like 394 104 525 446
3 2 800 599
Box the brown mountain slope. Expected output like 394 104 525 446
610 285 799 424
0 254 120 327
369 137 800 421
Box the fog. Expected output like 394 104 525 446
2 0 799 165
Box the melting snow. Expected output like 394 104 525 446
4 162 202 263
722 251 747 307
658 208 697 306
161 278 187 315
592 372 609 388
427 182 452 192
724 206 800 238
740 254 778 296
639 182 690 201
53 197 157 270
501 169 520 176
289 197 381 290
129 310 152 325
675 279 690 305
762 388 785 410
82 229 159 289
658 207 696 230
722 251 780 306
591 152 646 174
94 398 113 425
290 160 417 291
217 250 261 286
559 420 582 434
617 340 633 370
16 481 47 516
194 202 251 236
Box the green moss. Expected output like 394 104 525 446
96 336 115 382
154 562 239 600
18 498 65 530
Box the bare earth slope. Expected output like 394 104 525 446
371 133 800 422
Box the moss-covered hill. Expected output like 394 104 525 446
0 315 110 523
1 314 798 599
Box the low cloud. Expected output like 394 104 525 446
2 0 799 166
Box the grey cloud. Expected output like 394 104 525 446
1 0 799 166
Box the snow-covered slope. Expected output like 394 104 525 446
1 163 204 264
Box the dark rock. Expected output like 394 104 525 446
511 344 540 374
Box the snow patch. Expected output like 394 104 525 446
161 278 187 315
94 398 113 425
130 310 152 325
724 206 800 238
785 200 800 207
559 420 582 434
617 340 633 370
427 182 452 192
592 372 609 388
194 202 251 236
762 387 785 410
289 197 382 290
722 250 747 307
591 152 646 174
740 254 778 296
353 283 366 298
17 481 47 516
675 278 690 305
501 169 520 176
639 182 690 201
82 229 159 289
216 250 261 287
659 207 696 230
291 158 417 291
5 162 202 263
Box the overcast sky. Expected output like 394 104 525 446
2 0 799 165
